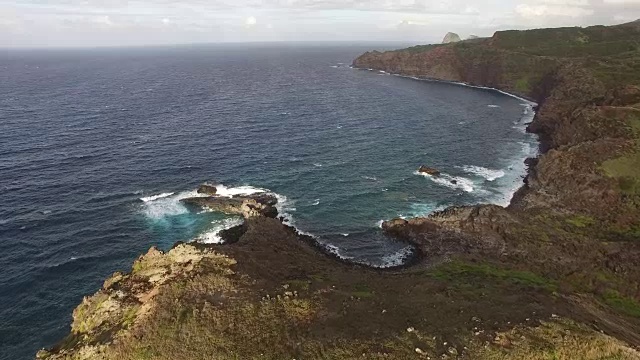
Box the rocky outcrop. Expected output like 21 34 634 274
197 184 218 195
418 166 441 176
182 190 278 218
442 32 461 44
37 244 236 360
382 205 515 258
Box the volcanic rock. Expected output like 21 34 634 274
182 192 278 219
197 184 218 195
418 166 441 176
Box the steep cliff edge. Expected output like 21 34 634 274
354 21 640 229
38 22 640 360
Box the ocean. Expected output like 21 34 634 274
0 43 537 359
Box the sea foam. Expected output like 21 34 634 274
379 246 414 268
215 184 266 197
140 192 174 202
415 171 474 193
459 165 505 181
141 190 204 220
197 217 244 244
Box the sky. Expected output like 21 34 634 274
1 0 639 47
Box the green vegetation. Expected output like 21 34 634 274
491 24 640 58
430 261 558 292
350 284 374 298
515 76 531 93
566 215 596 228
603 290 640 318
602 115 640 195
404 43 444 53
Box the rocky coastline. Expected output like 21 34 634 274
38 21 640 360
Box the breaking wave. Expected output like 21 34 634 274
196 217 244 244
141 190 204 220
459 165 505 181
140 192 174 203
214 184 266 197
379 246 415 268
414 171 474 193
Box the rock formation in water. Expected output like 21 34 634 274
39 21 640 360
442 32 462 44
196 183 218 195
418 165 441 176
182 191 279 218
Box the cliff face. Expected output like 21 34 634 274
354 23 640 230
39 22 640 360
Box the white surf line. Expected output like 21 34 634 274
352 67 538 106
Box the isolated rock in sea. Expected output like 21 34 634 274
442 32 462 44
418 166 441 176
197 184 218 195
182 192 278 218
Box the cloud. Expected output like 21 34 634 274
516 4 594 19
0 0 639 47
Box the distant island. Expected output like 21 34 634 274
38 21 640 359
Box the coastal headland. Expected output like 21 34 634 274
38 20 640 359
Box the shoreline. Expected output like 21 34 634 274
138 70 541 271
352 65 542 212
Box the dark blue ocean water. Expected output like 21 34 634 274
0 44 537 359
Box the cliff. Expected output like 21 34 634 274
38 22 640 360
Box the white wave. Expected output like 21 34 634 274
487 104 500 108
274 192 302 232
140 192 175 203
197 217 244 244
414 171 474 193
459 165 505 182
321 243 355 260
142 190 204 220
513 103 536 133
312 199 320 206
337 125 343 129
382 188 389 192
377 220 385 228
380 70 538 106
215 185 266 198
379 246 414 268
362 175 378 181
313 163 323 167
342 233 349 237
330 65 339 68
